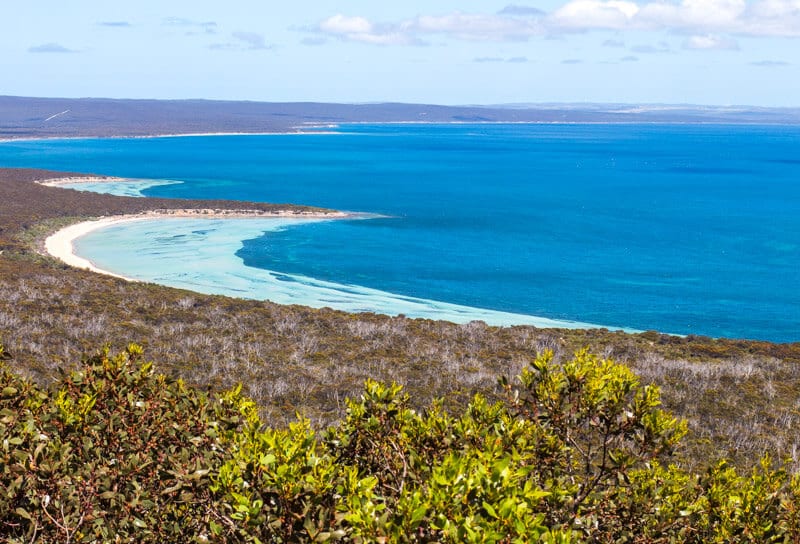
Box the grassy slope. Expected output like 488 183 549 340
1 167 800 471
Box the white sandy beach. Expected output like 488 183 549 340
0 130 338 144
35 175 129 187
44 209 351 281
39 172 350 280
45 217 139 280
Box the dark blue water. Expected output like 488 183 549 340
2 124 799 341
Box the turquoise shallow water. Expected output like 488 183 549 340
2 123 799 341
73 216 603 330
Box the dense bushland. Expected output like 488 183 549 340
3 256 800 474
3 344 800 542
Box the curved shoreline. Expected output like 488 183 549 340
45 216 141 280
43 212 630 332
0 130 341 144
37 175 351 280
44 209 352 281
35 175 130 187
35 175 633 332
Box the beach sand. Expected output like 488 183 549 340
35 176 129 187
45 217 139 280
44 209 351 281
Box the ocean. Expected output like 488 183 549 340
2 123 799 341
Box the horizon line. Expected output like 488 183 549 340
2 94 799 111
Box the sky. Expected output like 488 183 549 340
2 0 798 106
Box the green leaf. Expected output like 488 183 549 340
411 505 429 524
482 501 498 519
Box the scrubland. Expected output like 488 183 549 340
2 168 800 473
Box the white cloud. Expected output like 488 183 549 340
29 43 76 53
317 14 419 45
748 0 800 18
163 17 218 35
311 1 800 47
552 0 748 31
630 40 671 53
678 0 746 28
473 55 530 63
231 32 272 50
412 13 543 40
315 12 544 44
210 32 273 51
552 0 640 29
320 14 373 35
683 34 740 49
497 5 546 16
354 32 415 45
557 0 800 36
741 0 800 36
98 21 132 28
751 59 791 65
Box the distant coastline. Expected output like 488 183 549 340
3 96 799 142
0 131 342 143
3 119 799 144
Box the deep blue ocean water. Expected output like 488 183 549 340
2 123 799 341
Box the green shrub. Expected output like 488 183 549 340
0 344 247 542
2 344 800 542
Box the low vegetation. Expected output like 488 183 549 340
0 168 327 254
2 167 800 477
4 344 800 542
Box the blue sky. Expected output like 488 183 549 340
2 0 798 106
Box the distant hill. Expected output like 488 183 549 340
2 95 799 140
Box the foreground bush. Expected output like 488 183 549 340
2 344 800 542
